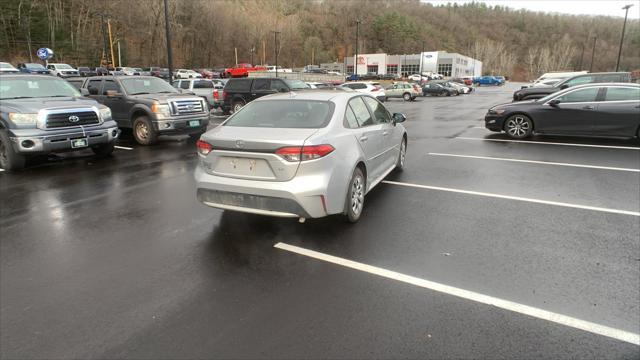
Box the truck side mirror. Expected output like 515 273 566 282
80 88 89 96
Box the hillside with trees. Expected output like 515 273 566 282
1 0 638 80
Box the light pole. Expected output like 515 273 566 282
615 4 633 72
250 46 255 66
589 36 597 72
272 31 281 78
163 0 174 81
355 20 360 77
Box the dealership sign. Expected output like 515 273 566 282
36 48 53 60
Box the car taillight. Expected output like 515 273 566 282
275 144 335 162
196 140 212 155
213 90 218 100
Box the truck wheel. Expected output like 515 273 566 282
231 100 245 114
402 92 411 101
91 142 115 157
132 116 158 145
0 131 26 171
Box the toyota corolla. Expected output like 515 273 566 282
194 90 408 223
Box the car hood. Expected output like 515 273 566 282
490 100 538 111
129 93 197 102
1 97 101 113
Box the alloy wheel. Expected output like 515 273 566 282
135 122 149 141
400 140 406 167
506 116 530 138
350 174 364 216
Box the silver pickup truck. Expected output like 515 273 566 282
172 78 225 109
0 74 119 170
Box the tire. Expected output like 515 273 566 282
91 142 115 158
402 92 411 101
0 131 26 171
231 100 245 114
504 114 533 139
132 115 157 145
395 137 407 171
344 167 366 223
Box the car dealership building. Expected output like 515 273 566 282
325 51 482 78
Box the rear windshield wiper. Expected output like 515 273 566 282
130 92 150 95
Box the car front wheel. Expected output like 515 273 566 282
132 116 158 145
396 137 406 171
504 115 533 139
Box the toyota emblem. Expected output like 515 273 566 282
187 104 195 110
235 140 245 148
68 115 80 123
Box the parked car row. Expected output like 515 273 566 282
512 72 631 101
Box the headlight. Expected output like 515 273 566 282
99 107 112 120
488 109 506 115
151 102 171 116
9 113 38 124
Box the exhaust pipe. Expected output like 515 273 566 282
298 217 306 224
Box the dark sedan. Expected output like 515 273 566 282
513 72 631 101
486 83 640 139
16 63 51 75
422 82 457 96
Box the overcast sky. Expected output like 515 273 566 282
425 1 640 19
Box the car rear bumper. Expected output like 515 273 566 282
7 122 119 154
195 165 329 218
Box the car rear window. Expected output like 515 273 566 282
193 80 213 89
604 87 640 101
224 100 334 128
224 79 252 91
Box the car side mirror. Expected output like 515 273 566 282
548 99 561 107
105 90 121 97
392 113 407 123
560 84 569 90
80 88 89 96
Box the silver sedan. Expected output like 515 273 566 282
194 90 408 223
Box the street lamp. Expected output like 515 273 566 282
163 0 174 81
355 20 360 77
615 4 633 72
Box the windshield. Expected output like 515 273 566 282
0 77 80 99
55 64 74 69
120 77 178 94
284 80 310 90
1 63 14 69
224 100 333 128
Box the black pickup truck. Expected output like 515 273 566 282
81 76 210 145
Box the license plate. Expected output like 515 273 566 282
189 120 200 127
71 138 88 148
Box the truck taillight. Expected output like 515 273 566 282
213 90 218 100
275 145 335 162
196 140 212 155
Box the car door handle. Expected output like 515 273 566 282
582 105 595 110
359 136 368 142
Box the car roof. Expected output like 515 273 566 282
0 74 60 79
568 82 639 89
85 75 157 80
255 90 362 102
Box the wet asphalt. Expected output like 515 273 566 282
1 83 639 359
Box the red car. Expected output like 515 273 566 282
224 63 267 78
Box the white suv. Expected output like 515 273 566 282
341 82 387 102
46 63 80 78
174 69 203 79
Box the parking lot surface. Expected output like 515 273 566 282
1 83 639 359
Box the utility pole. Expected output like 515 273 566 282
98 14 108 67
615 4 633 72
272 31 281 77
250 46 255 66
107 19 116 68
262 40 266 66
420 40 425 80
163 0 174 81
355 20 360 77
589 36 597 72
578 43 585 70
117 41 122 67
234 47 238 66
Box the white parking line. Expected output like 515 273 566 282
274 242 640 346
382 180 640 216
456 137 640 150
429 152 640 173
114 146 133 150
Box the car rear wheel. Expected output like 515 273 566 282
396 137 407 171
132 116 157 145
0 131 26 171
231 100 245 114
403 92 412 101
504 115 533 139
344 167 365 223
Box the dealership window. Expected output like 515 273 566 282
401 64 419 76
346 66 354 75
437 64 452 77
386 65 398 74
367 65 378 73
